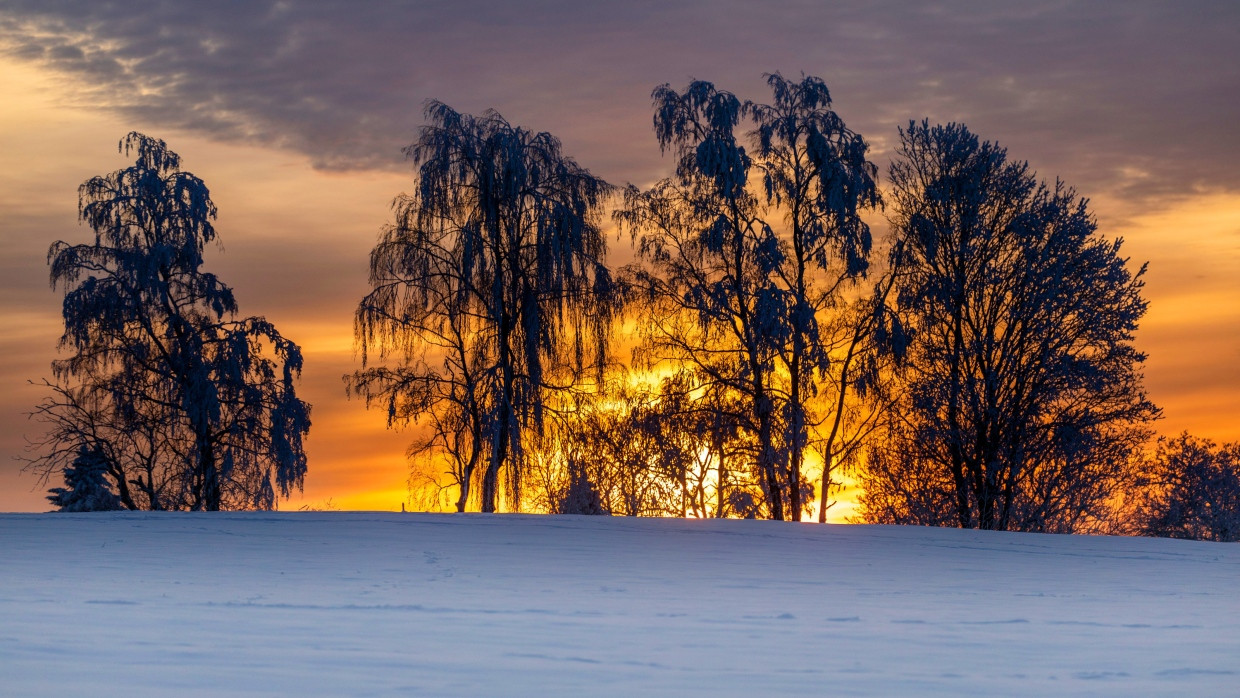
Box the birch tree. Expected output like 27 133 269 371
618 80 792 519
750 73 883 519
29 132 310 511
620 76 888 520
352 102 617 513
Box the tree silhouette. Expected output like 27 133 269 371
619 76 889 520
46 445 122 512
618 79 791 519
1135 433 1240 542
750 73 884 520
28 133 310 511
352 102 617 513
528 372 751 518
858 122 1158 531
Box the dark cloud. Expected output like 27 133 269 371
2 0 1238 203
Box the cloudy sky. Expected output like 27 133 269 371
1 0 1237 513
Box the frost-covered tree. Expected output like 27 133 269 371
46 446 122 512
352 102 617 513
858 122 1158 532
619 76 889 520
28 133 311 511
554 455 609 516
1135 433 1240 542
750 73 887 520
618 79 791 519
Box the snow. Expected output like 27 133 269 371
2 513 1237 696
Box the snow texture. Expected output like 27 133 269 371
1 513 1236 696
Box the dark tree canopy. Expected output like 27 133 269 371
619 78 790 519
351 102 617 513
858 121 1158 532
30 132 310 511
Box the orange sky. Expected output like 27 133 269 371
1 3 1237 515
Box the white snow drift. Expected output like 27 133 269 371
2 512 1236 696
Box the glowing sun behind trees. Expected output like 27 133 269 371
616 74 885 521
350 102 617 514
30 133 311 511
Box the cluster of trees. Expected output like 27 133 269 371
612 76 890 522
30 79 1237 540
350 76 894 520
348 73 1235 537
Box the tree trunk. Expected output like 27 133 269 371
975 463 997 530
787 216 808 522
455 459 476 513
714 429 727 518
482 407 506 513
819 330 859 523
756 388 785 521
947 299 972 528
788 357 804 522
110 463 137 511
200 440 221 511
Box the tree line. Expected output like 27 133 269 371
29 75 1238 540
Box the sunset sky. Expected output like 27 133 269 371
1 0 1237 515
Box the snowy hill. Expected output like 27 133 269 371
2 513 1236 696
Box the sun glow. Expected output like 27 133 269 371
1103 192 1240 442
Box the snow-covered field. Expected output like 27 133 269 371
2 513 1236 696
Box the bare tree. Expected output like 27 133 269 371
858 121 1158 532
530 371 755 518
535 385 678 517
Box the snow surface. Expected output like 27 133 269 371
2 513 1237 696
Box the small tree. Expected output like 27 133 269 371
544 387 677 517
554 456 609 516
352 102 617 513
1135 433 1240 542
29 133 310 511
47 446 122 512
533 374 736 518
